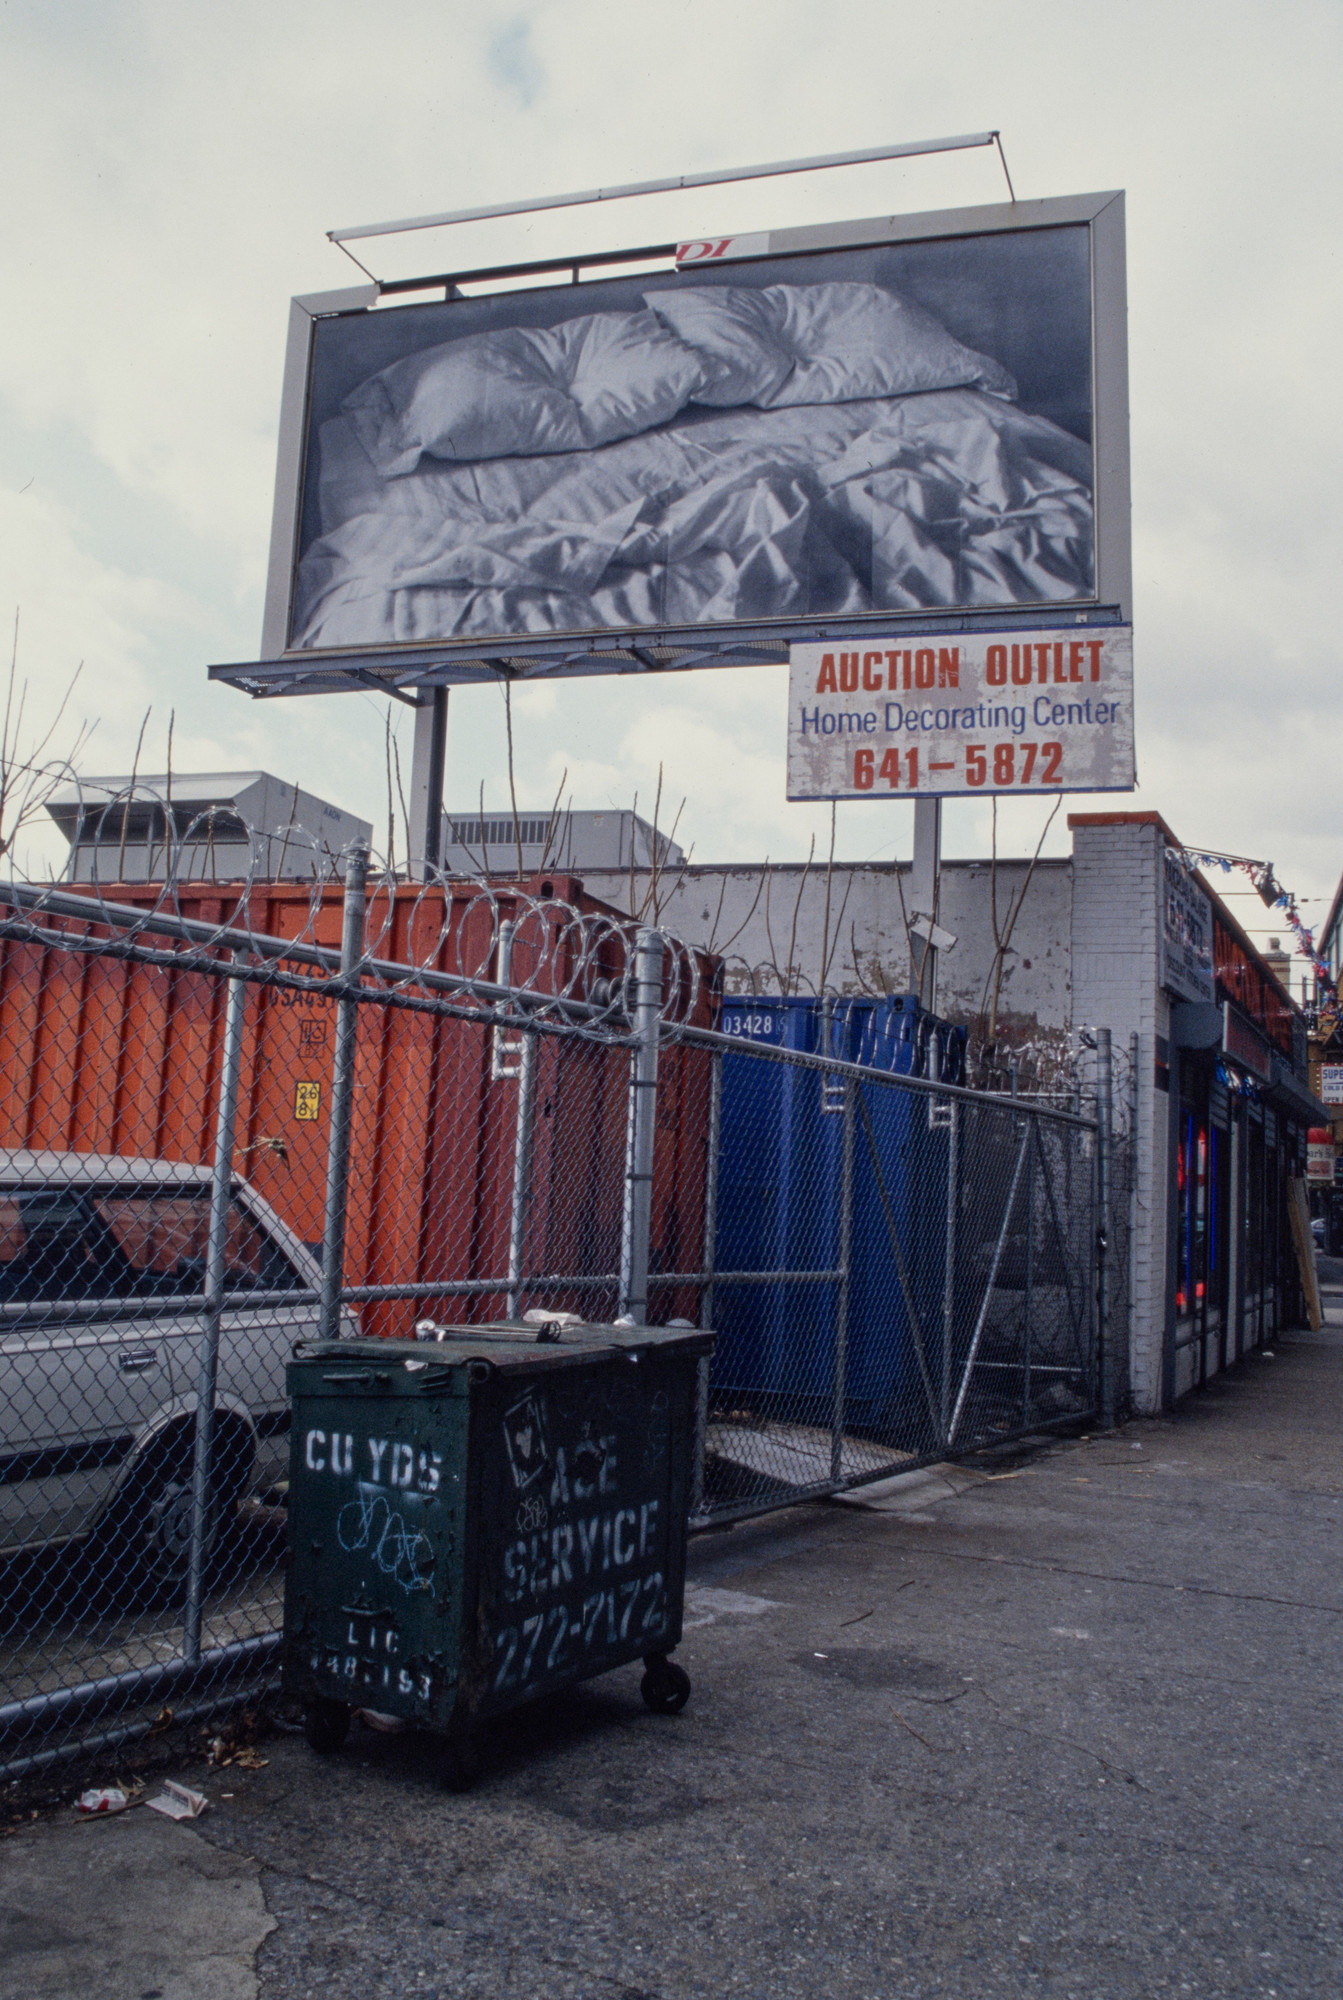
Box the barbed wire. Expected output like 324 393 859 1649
1 777 713 1032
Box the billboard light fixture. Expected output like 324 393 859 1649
328 132 1007 249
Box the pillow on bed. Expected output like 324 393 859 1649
644 282 1016 410
343 310 708 475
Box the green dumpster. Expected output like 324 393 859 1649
282 1321 712 1783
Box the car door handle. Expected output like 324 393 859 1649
118 1347 159 1374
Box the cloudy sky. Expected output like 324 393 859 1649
2 0 1339 969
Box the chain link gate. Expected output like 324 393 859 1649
658 1023 1104 1525
0 854 1111 1779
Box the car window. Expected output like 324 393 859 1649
0 1187 308 1304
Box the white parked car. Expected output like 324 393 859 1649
0 1149 325 1588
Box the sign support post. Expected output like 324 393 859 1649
408 687 448 879
910 797 942 1012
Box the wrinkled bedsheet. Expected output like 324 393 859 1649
291 389 1094 649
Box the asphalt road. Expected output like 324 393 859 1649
6 1306 1342 1999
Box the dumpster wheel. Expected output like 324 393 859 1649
439 1731 481 1793
640 1653 691 1715
303 1698 352 1753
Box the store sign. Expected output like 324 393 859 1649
785 627 1134 800
1160 850 1215 1006
1307 1128 1336 1182
1223 1003 1273 1083
1319 1062 1343 1105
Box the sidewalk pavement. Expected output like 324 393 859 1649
5 1306 1342 2000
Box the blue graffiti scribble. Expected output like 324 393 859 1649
337 1488 433 1595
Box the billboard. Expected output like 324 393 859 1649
786 625 1133 799
217 191 1128 699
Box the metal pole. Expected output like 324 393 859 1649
619 929 663 1324
940 1099 959 1450
910 797 942 1012
330 132 1001 244
505 1028 538 1319
407 688 448 881
1095 1027 1114 1426
831 1077 856 1483
1023 1120 1035 1431
183 956 247 1665
318 845 369 1343
1126 1028 1139 1388
691 1048 722 1517
492 920 521 1079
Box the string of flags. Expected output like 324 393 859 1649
1181 847 1337 1009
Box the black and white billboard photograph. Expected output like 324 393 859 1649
287 205 1116 659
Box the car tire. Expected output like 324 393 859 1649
92 1430 248 1601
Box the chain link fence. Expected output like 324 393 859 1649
667 1021 1103 1523
0 843 1113 1779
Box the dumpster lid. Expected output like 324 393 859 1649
294 1321 714 1376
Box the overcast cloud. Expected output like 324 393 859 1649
1 0 1339 958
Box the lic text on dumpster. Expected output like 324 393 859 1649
786 626 1135 800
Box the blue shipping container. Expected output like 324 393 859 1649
712 995 965 1444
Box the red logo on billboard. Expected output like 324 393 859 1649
676 239 735 263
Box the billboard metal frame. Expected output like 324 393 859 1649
212 188 1128 706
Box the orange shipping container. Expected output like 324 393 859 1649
0 877 719 1338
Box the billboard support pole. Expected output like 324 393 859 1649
408 688 448 879
911 797 942 1013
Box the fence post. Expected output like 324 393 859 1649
183 955 247 1665
691 1047 722 1517
318 844 369 1344
619 928 663 1324
1095 1025 1115 1426
505 1027 538 1319
831 1076 856 1483
940 1099 959 1450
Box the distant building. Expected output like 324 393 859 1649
45 772 372 883
441 808 683 877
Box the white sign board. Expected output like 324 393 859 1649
786 627 1134 800
1320 1063 1343 1105
1161 849 1216 1007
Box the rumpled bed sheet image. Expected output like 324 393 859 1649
292 387 1095 650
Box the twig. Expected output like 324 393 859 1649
892 863 918 995
891 1707 944 1753
984 797 1061 1044
391 728 412 880
783 839 815 997
538 768 568 876
117 709 150 884
820 802 837 990
709 864 768 960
